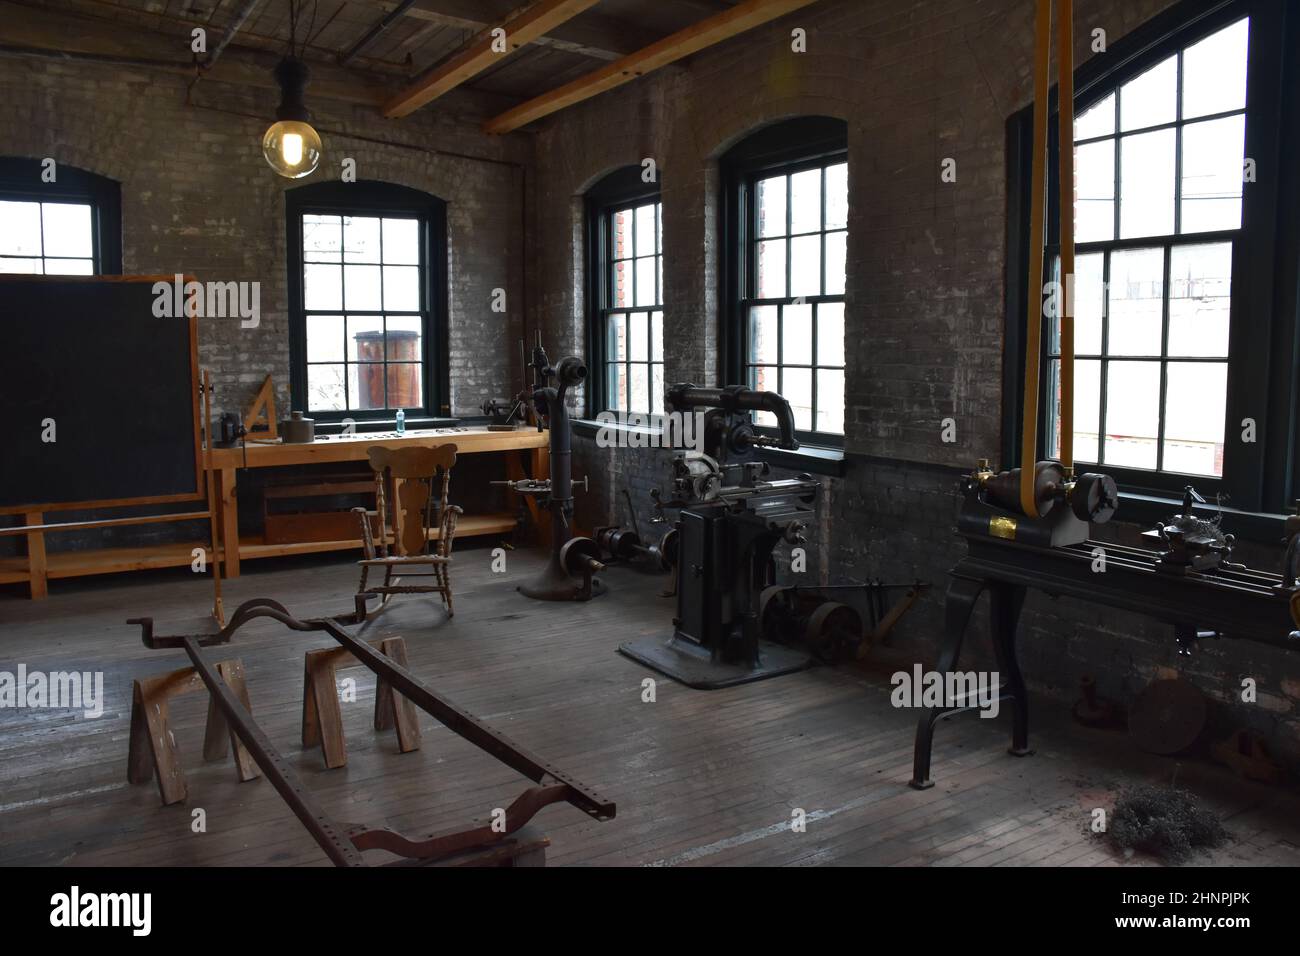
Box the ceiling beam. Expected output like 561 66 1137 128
366 0 653 61
382 0 601 118
482 0 821 134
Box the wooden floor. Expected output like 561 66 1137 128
2 546 1298 867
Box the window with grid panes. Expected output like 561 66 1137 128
0 159 121 276
599 198 664 415
743 156 847 437
1043 16 1249 480
287 181 447 421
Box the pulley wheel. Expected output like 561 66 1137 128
657 528 678 572
1129 678 1207 755
758 586 801 644
803 601 862 663
984 461 1066 517
560 536 604 576
759 585 788 634
609 528 642 560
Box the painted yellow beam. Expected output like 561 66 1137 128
482 0 822 134
383 0 603 118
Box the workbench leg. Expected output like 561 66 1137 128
910 574 985 790
219 468 240 579
25 512 47 600
990 582 1032 759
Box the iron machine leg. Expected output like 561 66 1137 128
910 574 985 789
909 572 1034 789
989 581 1032 759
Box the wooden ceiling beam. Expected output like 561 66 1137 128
381 0 601 118
482 0 821 134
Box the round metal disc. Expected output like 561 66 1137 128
803 601 862 661
1071 472 1119 523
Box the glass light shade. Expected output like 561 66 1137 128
263 120 322 179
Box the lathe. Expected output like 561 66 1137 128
912 0 1300 789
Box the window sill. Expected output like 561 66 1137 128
571 417 673 441
757 444 846 477
571 419 846 476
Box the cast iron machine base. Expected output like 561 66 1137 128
518 534 606 601
619 633 813 689
618 384 820 689
493 333 604 602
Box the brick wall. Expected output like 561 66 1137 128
528 0 1300 767
0 53 530 555
0 56 530 419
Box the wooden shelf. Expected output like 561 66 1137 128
0 558 32 585
0 512 518 586
46 542 217 579
6 429 545 598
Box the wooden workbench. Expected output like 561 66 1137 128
0 427 548 596
210 426 549 578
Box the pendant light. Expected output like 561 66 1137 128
263 2 321 178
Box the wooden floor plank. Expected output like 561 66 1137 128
2 547 1298 866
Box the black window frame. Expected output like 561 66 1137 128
286 180 449 425
722 117 849 448
0 157 122 275
1004 0 1299 516
585 165 664 419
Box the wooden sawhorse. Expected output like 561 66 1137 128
302 636 421 770
127 659 260 805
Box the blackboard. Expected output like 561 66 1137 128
0 276 202 512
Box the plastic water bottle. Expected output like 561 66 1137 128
395 408 405 435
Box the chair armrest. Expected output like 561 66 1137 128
440 505 464 556
352 506 377 560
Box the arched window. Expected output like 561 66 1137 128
723 117 848 443
286 180 448 422
0 158 121 275
586 166 663 416
1012 0 1298 514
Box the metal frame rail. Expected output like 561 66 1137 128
129 597 616 866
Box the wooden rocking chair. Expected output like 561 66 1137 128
353 445 461 618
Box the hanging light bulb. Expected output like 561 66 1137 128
263 57 322 178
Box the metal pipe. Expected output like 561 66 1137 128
0 43 188 71
202 0 264 72
666 384 800 450
180 635 366 866
339 0 419 65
